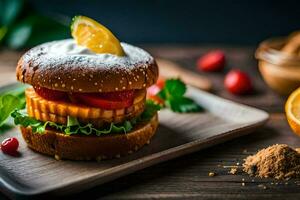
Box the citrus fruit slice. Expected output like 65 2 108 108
285 87 300 136
71 15 125 56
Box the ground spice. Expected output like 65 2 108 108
229 167 238 174
243 144 300 179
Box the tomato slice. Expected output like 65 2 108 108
34 86 135 109
73 90 134 109
34 86 67 101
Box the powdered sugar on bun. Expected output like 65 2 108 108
16 39 158 93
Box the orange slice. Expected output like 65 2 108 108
285 87 300 136
71 15 125 56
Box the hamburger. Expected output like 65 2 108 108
13 16 159 160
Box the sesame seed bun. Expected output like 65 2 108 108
20 113 158 160
16 39 159 93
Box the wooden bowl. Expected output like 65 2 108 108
256 37 300 95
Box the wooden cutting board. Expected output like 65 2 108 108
156 58 213 91
0 83 269 199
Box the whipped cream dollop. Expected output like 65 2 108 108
49 39 97 55
39 39 154 68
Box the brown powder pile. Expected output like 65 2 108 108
243 144 300 179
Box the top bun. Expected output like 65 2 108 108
16 39 158 93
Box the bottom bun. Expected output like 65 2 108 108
20 113 158 160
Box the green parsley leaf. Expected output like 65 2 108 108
140 99 161 121
157 78 202 113
165 97 203 113
160 78 186 99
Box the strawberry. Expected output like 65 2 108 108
197 50 225 72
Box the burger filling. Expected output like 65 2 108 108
11 86 160 136
34 86 137 110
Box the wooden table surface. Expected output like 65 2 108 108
0 45 299 200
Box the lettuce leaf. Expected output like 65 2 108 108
0 94 23 127
11 110 135 136
141 99 161 121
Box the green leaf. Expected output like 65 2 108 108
1 85 27 109
23 15 69 47
0 26 7 43
166 97 203 113
157 78 202 113
166 78 186 98
67 116 80 126
124 121 133 131
158 78 186 100
1 84 27 97
141 100 161 121
11 109 134 136
5 16 33 49
0 94 22 126
11 109 44 133
6 15 69 49
0 0 24 26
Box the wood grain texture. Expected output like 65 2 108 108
80 114 300 200
0 46 295 200
157 58 213 91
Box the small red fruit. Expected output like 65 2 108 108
197 50 225 72
224 69 252 95
1 137 19 155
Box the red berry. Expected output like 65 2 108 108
1 137 19 155
197 50 225 72
224 69 252 95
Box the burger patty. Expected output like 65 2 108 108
25 88 146 127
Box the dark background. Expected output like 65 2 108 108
28 0 300 45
